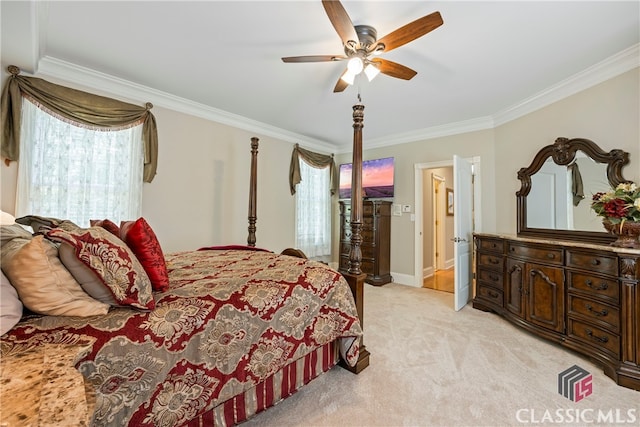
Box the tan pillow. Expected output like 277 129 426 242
2 235 110 317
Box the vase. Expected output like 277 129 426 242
602 220 640 249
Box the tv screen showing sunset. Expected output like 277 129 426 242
339 157 394 199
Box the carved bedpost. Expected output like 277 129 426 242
247 137 259 247
340 102 370 374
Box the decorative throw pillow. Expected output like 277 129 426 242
90 219 120 237
47 227 155 310
1 235 110 317
120 218 169 292
16 215 80 233
0 271 22 335
56 243 119 307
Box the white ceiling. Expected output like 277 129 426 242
2 1 639 152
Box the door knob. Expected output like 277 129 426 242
451 237 467 243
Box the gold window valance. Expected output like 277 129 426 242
289 143 337 195
1 65 158 182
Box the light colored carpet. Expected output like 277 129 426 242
244 283 638 426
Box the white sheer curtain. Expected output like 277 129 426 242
16 98 144 226
295 159 331 258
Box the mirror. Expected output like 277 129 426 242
517 137 630 244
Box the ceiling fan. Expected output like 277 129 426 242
282 0 444 93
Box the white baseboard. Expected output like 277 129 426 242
391 272 421 287
444 258 454 270
423 266 434 279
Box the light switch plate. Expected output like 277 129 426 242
402 204 411 213
392 203 402 216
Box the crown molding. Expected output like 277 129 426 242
36 56 337 154
36 41 638 155
493 43 639 127
340 43 639 152
336 116 495 153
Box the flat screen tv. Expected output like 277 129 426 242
339 157 394 200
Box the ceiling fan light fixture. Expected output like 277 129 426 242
341 70 357 85
364 63 380 81
347 57 364 74
372 44 385 55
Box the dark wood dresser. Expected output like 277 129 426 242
473 233 640 391
339 200 392 286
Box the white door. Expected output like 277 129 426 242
453 155 473 311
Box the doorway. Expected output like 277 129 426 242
423 172 453 293
413 157 481 310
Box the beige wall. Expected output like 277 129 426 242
2 67 637 281
0 73 299 253
335 67 638 284
494 67 640 236
141 107 297 252
335 129 496 281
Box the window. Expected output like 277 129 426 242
295 159 331 259
16 98 144 226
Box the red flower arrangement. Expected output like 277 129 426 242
591 182 640 225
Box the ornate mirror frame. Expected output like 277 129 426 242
517 137 630 244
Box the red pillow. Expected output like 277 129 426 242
120 218 169 292
90 219 120 237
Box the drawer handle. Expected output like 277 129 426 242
585 329 609 343
489 274 499 282
489 258 500 265
585 280 608 291
491 243 497 248
546 253 555 259
487 290 499 298
591 259 601 266
585 304 608 317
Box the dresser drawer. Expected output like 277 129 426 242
477 253 503 270
566 250 617 276
477 237 504 254
568 295 619 333
568 318 620 357
361 229 374 242
567 271 619 304
476 283 503 307
477 267 503 289
507 242 563 266
361 244 375 259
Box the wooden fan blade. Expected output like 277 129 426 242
370 58 417 80
333 70 349 92
375 11 443 53
282 55 347 63
322 0 359 47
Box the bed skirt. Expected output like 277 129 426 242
185 340 339 426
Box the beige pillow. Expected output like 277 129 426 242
2 235 109 317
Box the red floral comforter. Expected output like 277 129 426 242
1 249 362 426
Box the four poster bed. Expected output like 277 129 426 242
0 108 369 425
